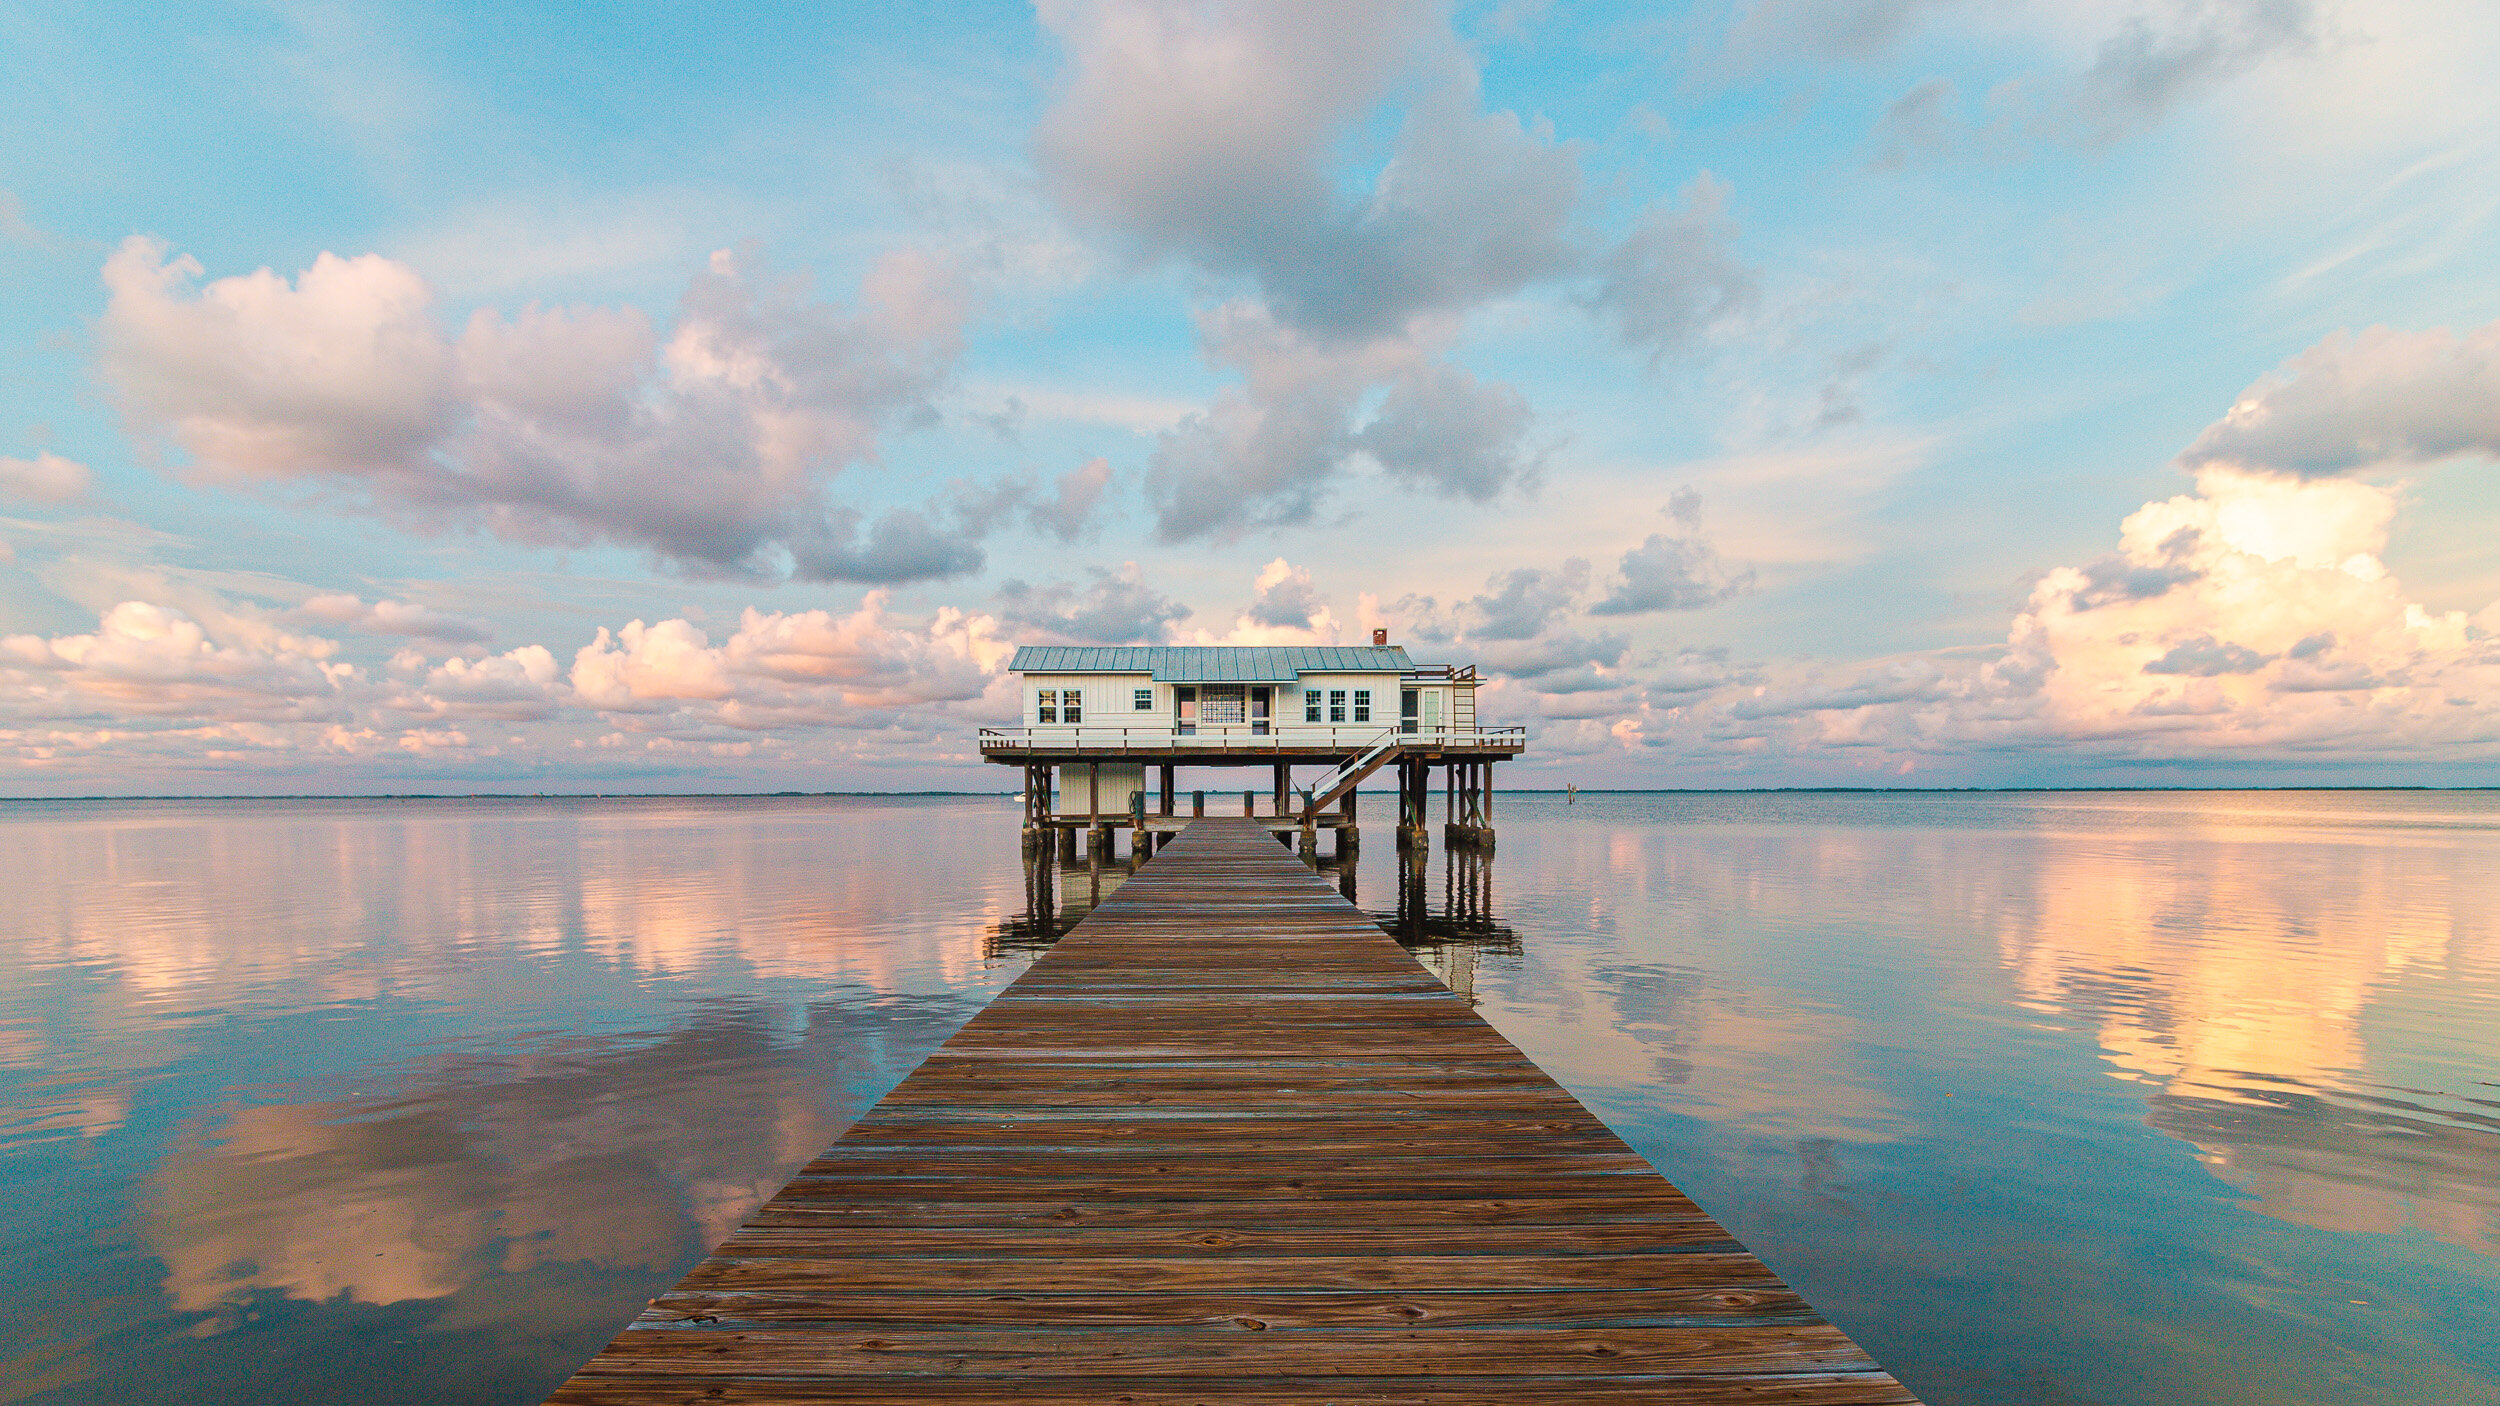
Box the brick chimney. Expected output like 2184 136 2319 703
1372 627 1389 646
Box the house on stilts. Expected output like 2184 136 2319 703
981 630 1524 860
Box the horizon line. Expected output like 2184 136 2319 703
3 785 2494 803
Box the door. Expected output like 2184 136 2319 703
1421 690 1441 734
1250 686 1271 736
1176 686 1197 735
1400 688 1419 735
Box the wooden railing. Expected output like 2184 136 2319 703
978 725 1527 753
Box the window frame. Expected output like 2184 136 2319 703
1304 688 1321 723
1133 687 1153 712
1352 688 1371 723
1035 689 1057 724
1062 689 1083 724
1328 688 1347 724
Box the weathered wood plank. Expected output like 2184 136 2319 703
637 1286 1819 1329
546 1374 1920 1405
567 1323 1881 1375
543 818 1917 1404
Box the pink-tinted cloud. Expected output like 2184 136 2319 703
1622 469 2500 767
2180 320 2500 479
0 452 95 504
569 594 1012 730
99 239 986 582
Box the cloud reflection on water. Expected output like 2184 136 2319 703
1989 814 2498 1255
1439 791 2500 1405
146 1003 954 1319
0 796 1030 1404
1476 792 2499 1259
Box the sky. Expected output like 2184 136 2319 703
2 0 2497 794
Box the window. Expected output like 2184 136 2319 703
1400 687 1419 735
1133 687 1153 711
1199 684 1245 724
1063 689 1083 724
1328 689 1347 723
1352 688 1371 723
1304 689 1321 723
1035 689 1057 724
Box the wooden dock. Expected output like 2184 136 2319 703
547 818 1917 1405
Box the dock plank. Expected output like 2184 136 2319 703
545 818 1917 1405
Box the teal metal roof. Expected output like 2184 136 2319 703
1007 645 1414 682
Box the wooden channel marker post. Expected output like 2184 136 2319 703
546 818 1919 1405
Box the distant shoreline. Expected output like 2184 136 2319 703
3 785 2492 802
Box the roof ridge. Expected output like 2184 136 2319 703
1006 643 1419 683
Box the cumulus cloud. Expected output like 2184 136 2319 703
996 562 1191 643
408 647 564 720
1031 1 1784 539
2 601 353 725
571 594 1012 729
1460 562 1588 641
0 588 1019 777
1030 456 1114 540
1474 630 1630 683
1629 468 2500 767
1035 0 1572 337
1589 491 1756 615
2179 320 2500 478
0 452 94 503
1035 0 1582 538
787 506 986 583
1588 174 1759 362
99 238 989 582
1187 558 1346 645
1354 361 1544 500
1146 303 1478 538
295 593 493 643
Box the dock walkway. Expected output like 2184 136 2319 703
548 818 1916 1404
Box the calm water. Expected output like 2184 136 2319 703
1 792 2494 1404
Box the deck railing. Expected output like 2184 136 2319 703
978 724 1527 753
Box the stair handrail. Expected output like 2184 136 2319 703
1299 726 1403 822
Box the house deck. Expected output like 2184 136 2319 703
544 818 1918 1405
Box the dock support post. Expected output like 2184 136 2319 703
1470 750 1490 850
1273 762 1288 818
1087 762 1107 861
1338 787 1358 857
1193 790 1205 818
1160 765 1175 817
1396 757 1429 852
1444 760 1496 852
1242 789 1254 817
1020 765 1039 851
